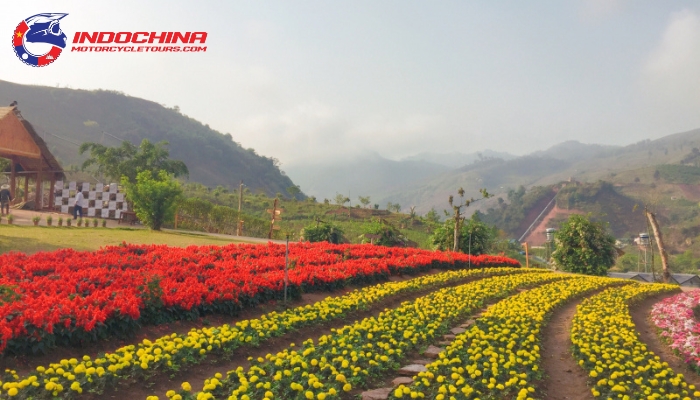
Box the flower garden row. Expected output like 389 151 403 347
171 275 689 400
651 290 700 372
573 284 697 398
0 266 531 398
395 275 623 399
172 270 563 400
0 242 517 354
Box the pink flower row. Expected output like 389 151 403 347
650 290 700 368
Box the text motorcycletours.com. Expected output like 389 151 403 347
70 31 207 52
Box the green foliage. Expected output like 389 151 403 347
552 214 616 276
80 139 188 183
0 285 20 305
430 216 496 255
655 164 700 184
176 197 269 237
361 219 407 247
692 304 700 322
424 208 442 229
334 193 350 206
386 202 402 213
557 180 614 209
673 250 700 273
614 252 639 272
358 196 371 208
286 185 301 200
301 222 345 244
121 170 183 230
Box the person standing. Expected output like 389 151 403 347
73 190 85 219
0 184 12 216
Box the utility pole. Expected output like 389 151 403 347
236 181 244 236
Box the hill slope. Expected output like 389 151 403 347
379 135 700 214
0 80 298 195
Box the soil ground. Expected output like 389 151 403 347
539 295 592 400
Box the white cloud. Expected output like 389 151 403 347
640 10 700 130
234 101 448 166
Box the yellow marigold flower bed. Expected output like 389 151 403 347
178 272 564 400
1 267 532 399
570 283 697 399
396 275 624 400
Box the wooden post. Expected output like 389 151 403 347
646 210 670 283
49 175 56 212
35 155 45 210
523 242 530 269
9 157 16 201
34 172 41 211
23 176 28 202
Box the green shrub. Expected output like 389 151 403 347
121 170 183 230
552 214 616 276
360 219 407 247
301 222 345 244
430 216 496 254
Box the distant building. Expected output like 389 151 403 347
608 272 700 287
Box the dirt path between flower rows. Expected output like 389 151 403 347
630 292 700 390
539 294 593 400
89 272 495 399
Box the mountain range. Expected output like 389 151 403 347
4 79 700 216
0 79 297 196
290 134 700 215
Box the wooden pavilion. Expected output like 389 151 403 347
0 106 64 210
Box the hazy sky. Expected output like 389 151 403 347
3 1 700 166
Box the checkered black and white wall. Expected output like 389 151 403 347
54 181 129 219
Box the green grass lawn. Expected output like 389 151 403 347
0 225 247 255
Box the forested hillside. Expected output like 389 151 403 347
0 80 299 196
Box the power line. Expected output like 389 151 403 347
102 130 125 142
47 132 81 147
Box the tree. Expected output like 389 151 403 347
121 170 183 230
358 196 371 208
80 139 188 183
301 222 345 244
386 202 401 213
286 185 301 200
408 206 417 226
334 193 350 207
448 187 491 251
431 215 495 254
551 214 616 276
424 208 441 224
361 218 407 247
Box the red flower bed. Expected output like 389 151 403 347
0 242 518 354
